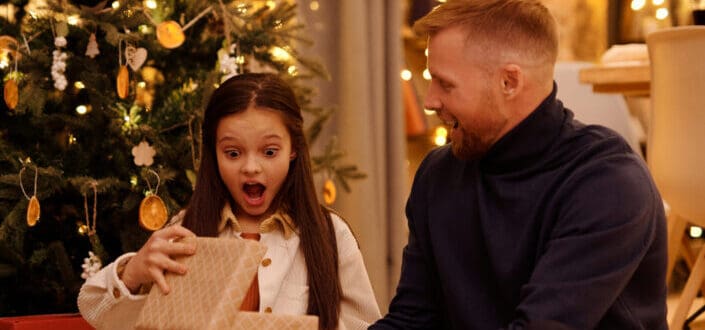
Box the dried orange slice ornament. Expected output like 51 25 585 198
323 179 336 205
156 21 185 49
4 78 18 110
117 65 129 99
139 194 168 231
27 195 40 227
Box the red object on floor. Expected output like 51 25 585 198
0 313 93 330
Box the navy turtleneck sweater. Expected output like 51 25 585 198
372 87 667 329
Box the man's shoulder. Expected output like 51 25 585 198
418 145 462 173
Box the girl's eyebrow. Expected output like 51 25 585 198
262 134 283 140
217 136 239 144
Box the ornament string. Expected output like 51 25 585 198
118 39 124 66
83 181 98 235
188 116 198 170
18 165 38 201
145 169 161 195
142 6 212 32
218 0 233 50
182 6 213 31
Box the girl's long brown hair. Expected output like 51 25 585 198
181 73 341 329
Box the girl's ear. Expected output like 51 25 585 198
290 151 297 160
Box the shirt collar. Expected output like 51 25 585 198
218 203 297 239
479 83 566 174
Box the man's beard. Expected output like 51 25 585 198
450 113 507 161
450 126 494 161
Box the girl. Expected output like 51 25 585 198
78 73 381 330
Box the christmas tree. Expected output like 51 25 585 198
0 0 363 315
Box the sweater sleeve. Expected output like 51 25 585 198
330 214 382 330
508 156 667 329
77 253 148 330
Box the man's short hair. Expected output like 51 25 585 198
413 0 558 65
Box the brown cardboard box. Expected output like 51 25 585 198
134 237 318 329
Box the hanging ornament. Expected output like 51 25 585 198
116 65 129 98
125 45 148 71
218 43 240 82
156 21 185 49
115 40 130 98
19 165 40 227
147 6 212 49
139 170 168 231
51 49 68 91
1 35 20 110
4 78 18 110
323 178 337 205
51 32 68 91
81 251 102 280
0 35 22 61
132 140 156 166
83 181 99 236
85 33 100 58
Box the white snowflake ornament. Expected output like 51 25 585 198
81 251 102 280
132 141 156 166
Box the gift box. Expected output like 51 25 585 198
134 237 318 330
0 313 93 330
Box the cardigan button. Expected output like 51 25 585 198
261 258 272 267
112 287 121 299
264 307 273 313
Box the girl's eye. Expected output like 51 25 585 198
264 148 278 157
226 150 240 158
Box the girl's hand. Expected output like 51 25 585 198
120 225 196 294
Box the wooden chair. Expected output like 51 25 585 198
645 25 705 329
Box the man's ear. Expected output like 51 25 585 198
500 63 523 99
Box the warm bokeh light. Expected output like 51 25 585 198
631 0 646 10
137 81 147 88
144 0 157 9
422 68 431 80
691 226 703 238
111 1 120 9
400 69 412 81
655 8 669 20
310 1 320 11
77 222 89 235
74 81 85 89
424 109 435 116
270 46 292 62
67 15 80 25
433 126 448 146
652 0 665 5
76 105 88 115
434 135 447 146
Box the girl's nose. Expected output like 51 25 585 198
242 155 262 174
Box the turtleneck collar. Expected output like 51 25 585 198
479 84 566 174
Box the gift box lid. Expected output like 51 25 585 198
135 236 268 330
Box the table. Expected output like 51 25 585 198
578 62 650 96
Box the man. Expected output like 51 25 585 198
371 0 667 329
